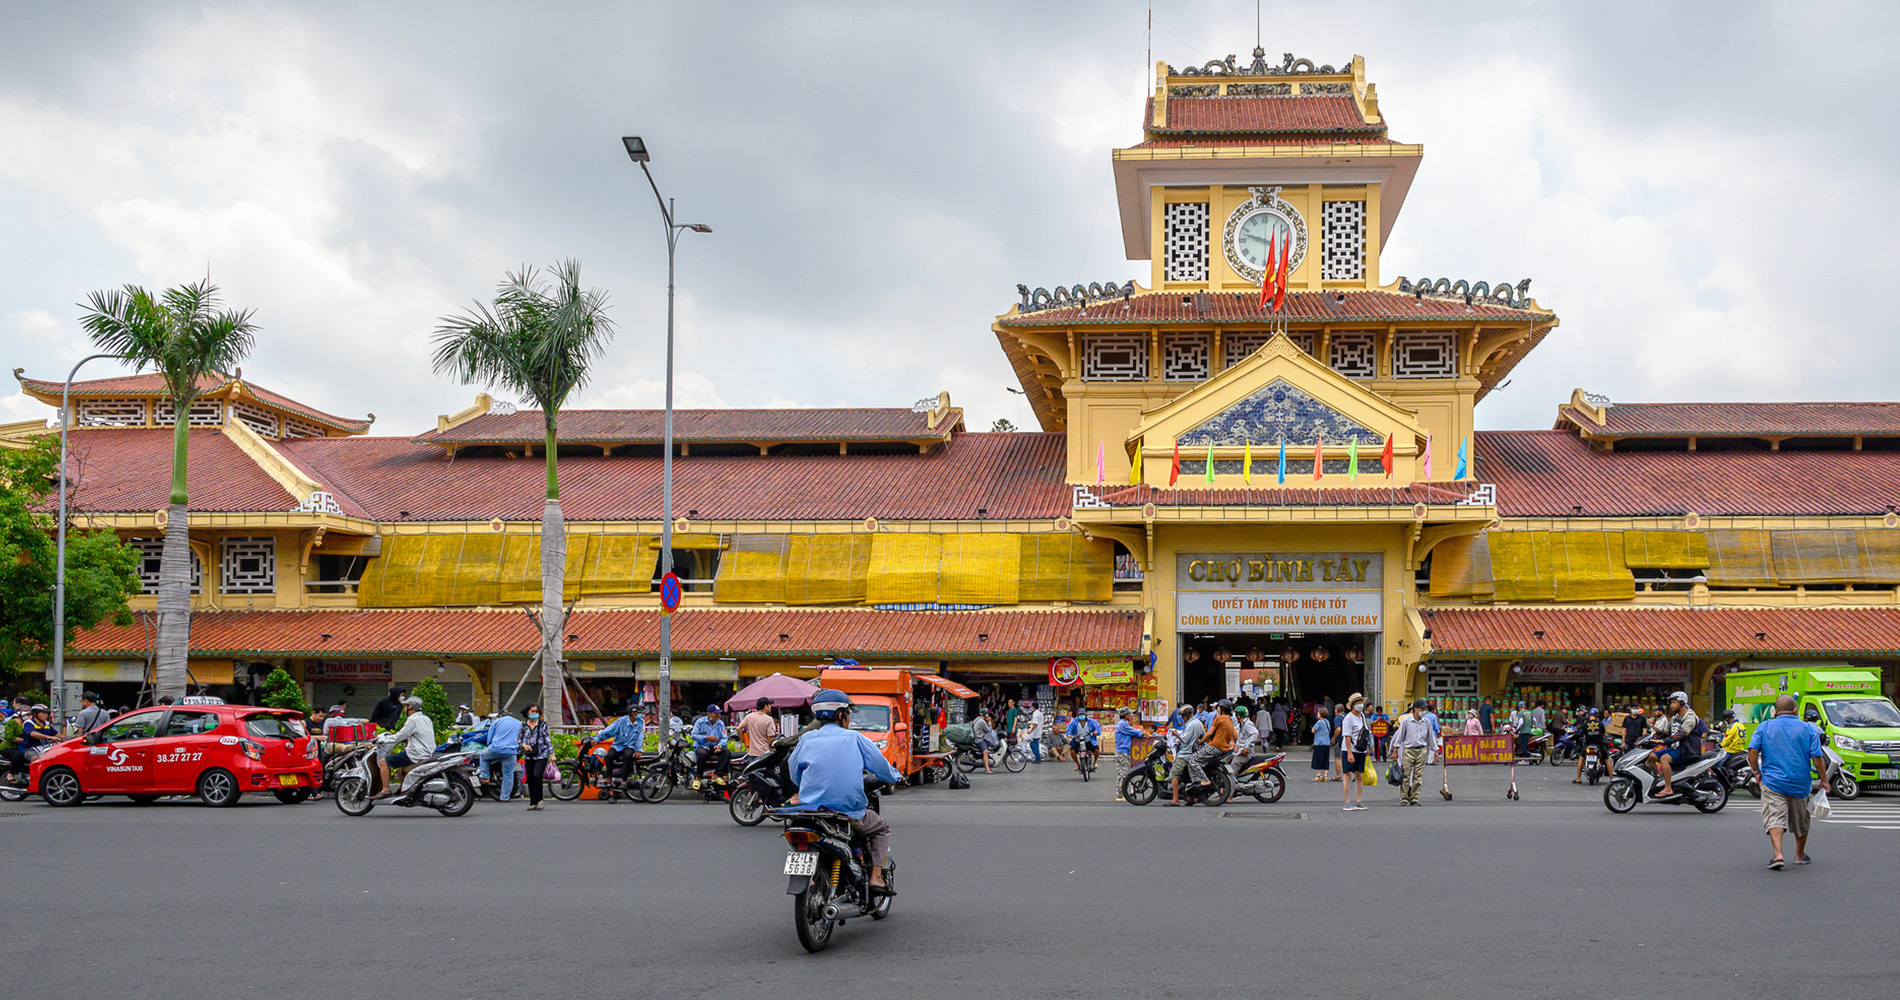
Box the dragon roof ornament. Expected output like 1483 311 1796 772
1015 280 1138 315
1172 47 1347 78
1396 276 1536 310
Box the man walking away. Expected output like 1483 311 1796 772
1748 694 1827 870
738 697 778 761
1478 698 1494 735
1271 701 1289 748
1112 708 1145 802
480 710 523 802
369 689 404 731
1392 701 1435 805
73 692 111 735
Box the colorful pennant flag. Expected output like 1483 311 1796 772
1312 432 1324 481
1096 440 1105 485
1130 444 1142 485
1243 437 1252 485
1169 440 1180 486
1380 435 1394 478
1348 436 1360 482
1272 232 1290 312
1422 433 1434 480
1276 437 1287 485
1454 437 1468 480
1259 235 1278 312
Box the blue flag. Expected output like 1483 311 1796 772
1276 438 1287 484
1454 437 1469 480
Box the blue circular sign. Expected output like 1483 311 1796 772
660 572 682 612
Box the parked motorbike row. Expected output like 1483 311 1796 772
1117 742 1288 807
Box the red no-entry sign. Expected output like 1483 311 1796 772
660 572 682 614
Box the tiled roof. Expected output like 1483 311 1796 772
1083 482 1483 508
275 430 1070 521
1147 96 1380 135
1560 401 1900 439
1133 136 1401 149
1475 430 1900 517
1426 606 1900 657
414 407 960 446
998 290 1552 328
15 371 371 432
69 608 1145 660
59 427 299 513
235 381 373 433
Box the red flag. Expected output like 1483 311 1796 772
1169 440 1180 486
1313 432 1324 480
1380 435 1394 478
1272 232 1290 312
1259 236 1277 312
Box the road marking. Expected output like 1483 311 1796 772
1817 800 1900 830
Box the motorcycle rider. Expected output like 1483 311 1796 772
787 689 901 895
1182 701 1236 805
1718 709 1748 754
1166 704 1207 806
376 696 435 798
1574 707 1608 783
691 705 730 787
593 704 645 787
1065 711 1102 774
1234 706 1260 754
1649 691 1702 798
0 704 29 778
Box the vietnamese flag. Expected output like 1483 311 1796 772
1259 235 1278 312
1313 432 1324 480
1169 440 1180 486
1380 434 1394 478
1272 232 1291 312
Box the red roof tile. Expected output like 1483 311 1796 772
1561 401 1900 439
70 608 1144 660
1084 482 1483 508
1426 606 1900 657
15 371 371 432
59 427 298 514
1133 136 1400 149
1475 430 1900 517
1147 96 1380 135
998 290 1551 328
414 407 960 446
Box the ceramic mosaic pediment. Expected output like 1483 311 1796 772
1179 378 1380 447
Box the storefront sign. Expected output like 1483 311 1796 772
1602 660 1690 684
1516 661 1599 682
1440 734 1513 764
1049 658 1083 687
1075 658 1136 686
1177 552 1381 591
1175 591 1382 633
304 660 391 683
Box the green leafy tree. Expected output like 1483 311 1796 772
1 436 142 679
432 260 615 724
256 666 312 716
79 279 258 700
410 676 455 740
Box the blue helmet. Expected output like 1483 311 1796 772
810 689 853 717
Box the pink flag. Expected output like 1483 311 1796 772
1421 433 1433 480
1096 440 1105 485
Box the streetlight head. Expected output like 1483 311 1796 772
683 223 712 233
621 135 650 162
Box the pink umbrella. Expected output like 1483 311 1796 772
725 673 819 712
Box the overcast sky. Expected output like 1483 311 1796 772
3 1 1896 436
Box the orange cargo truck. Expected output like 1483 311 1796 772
816 667 977 781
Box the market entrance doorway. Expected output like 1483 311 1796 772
1178 633 1374 708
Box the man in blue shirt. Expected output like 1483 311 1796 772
1111 707 1146 802
789 690 902 894
1066 711 1103 775
479 711 523 802
1748 694 1827 870
691 705 729 785
594 706 646 786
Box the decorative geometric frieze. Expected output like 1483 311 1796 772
75 400 146 427
127 536 201 594
1167 84 1219 98
281 418 325 439
1015 280 1138 314
1081 333 1149 382
1300 82 1353 95
219 535 276 594
293 491 342 514
1180 377 1381 448
1329 332 1377 379
1225 82 1292 96
1392 331 1458 379
1320 201 1366 281
1172 47 1346 77
1162 332 1211 381
1397 276 1535 308
1071 484 1109 510
229 402 279 437
1457 484 1499 507
1163 202 1210 282
154 401 223 427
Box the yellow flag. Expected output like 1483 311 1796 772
1243 437 1252 484
1130 444 1142 485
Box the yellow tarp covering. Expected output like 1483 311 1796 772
1487 532 1554 602
1621 531 1709 569
782 535 873 605
714 535 789 603
864 534 943 605
1706 529 1776 587
652 534 725 550
1770 529 1900 585
567 533 656 596
358 531 654 607
1019 534 1114 603
1428 533 1495 599
1488 532 1634 602
939 534 1022 605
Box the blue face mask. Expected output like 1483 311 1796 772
528 712 540 720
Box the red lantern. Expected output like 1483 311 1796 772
1311 647 1331 663
1280 648 1302 664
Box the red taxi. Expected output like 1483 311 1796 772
30 704 322 807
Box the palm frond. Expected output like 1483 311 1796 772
431 259 617 412
77 279 258 404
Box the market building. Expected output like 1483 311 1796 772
10 47 1900 723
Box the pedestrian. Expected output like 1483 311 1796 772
1310 706 1332 782
1530 701 1547 732
1112 707 1144 802
519 702 552 810
1462 709 1482 736
1338 696 1369 810
1623 705 1647 750
453 704 477 728
1026 701 1047 763
972 710 998 773
1391 700 1435 805
738 697 778 760
1748 694 1826 870
1478 698 1494 734
480 710 523 802
368 688 403 730
1270 701 1289 748
1369 706 1391 760
1002 699 1022 743
73 691 111 735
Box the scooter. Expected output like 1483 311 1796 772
1603 737 1730 814
729 739 797 826
0 746 46 802
1549 724 1581 764
776 782 895 953
1581 742 1607 785
1228 749 1288 803
1513 729 1551 766
1120 742 1232 806
330 736 479 817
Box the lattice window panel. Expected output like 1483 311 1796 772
1162 332 1211 381
1329 332 1376 379
229 402 279 437
1222 331 1314 368
282 418 325 438
75 400 147 427
219 535 276 594
1424 660 1480 697
1320 201 1366 281
1163 202 1209 282
1393 331 1458 379
127 536 201 594
154 401 224 426
1081 333 1148 382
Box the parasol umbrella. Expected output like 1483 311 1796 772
725 673 819 713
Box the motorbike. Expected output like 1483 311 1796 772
567 736 636 802
0 745 47 802
1718 751 1758 798
1581 742 1607 785
1070 737 1098 781
1513 729 1551 765
1120 742 1232 806
729 740 798 826
1549 724 1581 764
777 782 895 953
1228 749 1288 803
331 736 479 817
951 738 1026 774
1603 737 1730 814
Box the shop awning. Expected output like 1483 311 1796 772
916 674 979 699
635 660 738 682
1427 606 1900 658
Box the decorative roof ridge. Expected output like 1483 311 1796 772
1169 48 1351 77
1014 279 1140 315
1395 276 1536 310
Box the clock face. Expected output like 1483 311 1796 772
1234 209 1293 270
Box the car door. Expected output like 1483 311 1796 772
153 709 225 792
79 710 164 794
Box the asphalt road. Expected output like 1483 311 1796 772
7 758 1896 999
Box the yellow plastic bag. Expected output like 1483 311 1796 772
1363 756 1378 785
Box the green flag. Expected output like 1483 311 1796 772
1205 441 1215 483
1348 437 1360 482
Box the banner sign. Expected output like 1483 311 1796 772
1177 552 1381 591
1176 591 1381 633
1516 661 1599 681
1049 657 1082 687
1077 659 1136 686
1440 734 1513 764
1602 660 1690 684
304 661 391 683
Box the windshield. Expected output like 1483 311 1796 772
849 704 892 733
1822 699 1900 729
244 713 307 739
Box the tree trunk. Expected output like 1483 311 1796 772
154 415 193 701
540 497 566 726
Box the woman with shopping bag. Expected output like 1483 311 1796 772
520 702 554 811
1338 695 1371 811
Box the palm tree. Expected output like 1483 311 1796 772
79 279 258 701
432 260 615 722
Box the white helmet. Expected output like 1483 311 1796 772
1667 691 1689 706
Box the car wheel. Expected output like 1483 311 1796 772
40 767 83 807
197 768 241 807
273 788 311 805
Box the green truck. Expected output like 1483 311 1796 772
1726 665 1900 799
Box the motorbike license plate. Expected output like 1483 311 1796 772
784 851 819 876
1877 769 1899 781
278 774 299 786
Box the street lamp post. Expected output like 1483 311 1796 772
623 135 711 753
54 353 129 729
